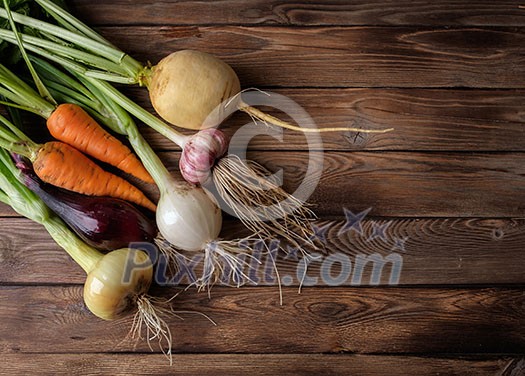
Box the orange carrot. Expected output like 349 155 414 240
33 141 156 212
46 103 154 184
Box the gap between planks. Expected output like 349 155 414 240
0 353 520 376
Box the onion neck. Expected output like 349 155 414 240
125 123 180 193
120 54 145 83
43 216 102 273
137 65 154 88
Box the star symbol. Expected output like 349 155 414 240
309 222 332 244
338 207 372 236
367 221 391 242
284 245 299 261
392 236 409 252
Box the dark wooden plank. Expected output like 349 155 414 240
98 26 525 88
1 217 524 286
9 87 525 153
125 88 525 152
0 286 523 354
0 353 516 376
0 151 524 218
247 151 525 218
4 1 524 373
68 0 525 27
0 218 84 283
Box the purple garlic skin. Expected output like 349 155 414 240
179 129 229 184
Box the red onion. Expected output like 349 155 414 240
13 154 157 251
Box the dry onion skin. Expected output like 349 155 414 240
0 145 175 360
0 2 394 286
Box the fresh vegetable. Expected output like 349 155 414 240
0 0 394 134
47 103 154 183
34 141 156 211
0 3 325 249
0 53 152 183
147 49 240 130
0 146 173 359
0 110 156 211
11 52 256 288
13 153 157 251
0 3 309 289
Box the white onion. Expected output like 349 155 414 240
156 182 222 252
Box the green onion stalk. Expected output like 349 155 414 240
0 140 174 361
18 55 259 289
0 3 328 258
0 0 393 134
1 5 250 282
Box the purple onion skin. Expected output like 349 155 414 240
13 154 157 251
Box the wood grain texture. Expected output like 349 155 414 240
3 1 525 372
0 151 524 218
502 358 525 376
68 0 525 27
0 353 516 376
1 217 524 286
247 151 525 218
97 26 525 88
124 87 525 152
0 286 523 354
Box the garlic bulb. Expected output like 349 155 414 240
179 129 228 185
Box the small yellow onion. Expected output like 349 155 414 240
83 248 153 320
148 50 241 130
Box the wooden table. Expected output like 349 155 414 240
2 1 525 375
